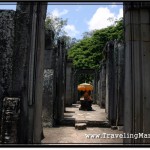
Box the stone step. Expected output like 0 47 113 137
61 118 110 128
60 118 75 126
87 121 110 127
75 123 87 130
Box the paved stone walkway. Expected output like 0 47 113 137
41 126 123 144
41 104 123 145
64 104 108 124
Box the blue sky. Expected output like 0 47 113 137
0 2 123 40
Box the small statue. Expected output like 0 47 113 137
79 91 93 111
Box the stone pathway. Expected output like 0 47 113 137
41 104 123 145
62 104 109 127
41 126 123 144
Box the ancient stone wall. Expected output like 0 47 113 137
0 10 15 143
124 2 150 144
0 10 15 108
105 41 124 126
11 2 47 143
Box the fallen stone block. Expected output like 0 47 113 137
75 123 87 130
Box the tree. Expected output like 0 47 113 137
45 13 78 48
68 18 123 70
45 13 68 40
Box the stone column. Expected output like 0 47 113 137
71 69 76 104
56 39 65 123
100 62 106 108
43 69 54 127
124 2 150 144
0 10 15 142
115 41 124 126
97 69 101 106
93 70 98 104
11 2 47 143
105 41 116 125
65 59 73 106
73 70 79 103
62 42 67 112
42 29 55 127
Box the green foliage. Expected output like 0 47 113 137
77 74 94 84
45 14 68 40
68 18 123 69
45 13 79 49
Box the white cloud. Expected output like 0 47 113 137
87 7 115 31
117 8 123 19
64 24 79 37
51 9 68 17
87 7 123 31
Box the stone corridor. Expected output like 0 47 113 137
63 104 108 127
41 104 123 144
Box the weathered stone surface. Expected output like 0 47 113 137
0 10 15 142
65 59 73 106
54 38 66 124
100 63 106 108
104 40 124 126
42 69 54 127
11 2 47 143
0 10 15 101
97 61 106 108
75 123 87 130
105 41 115 124
45 29 54 50
42 30 56 127
124 2 150 144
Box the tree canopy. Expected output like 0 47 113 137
68 18 123 69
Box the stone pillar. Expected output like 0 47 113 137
56 39 66 123
42 29 55 127
71 69 76 104
115 41 124 126
105 41 115 125
53 46 59 125
105 41 125 126
124 2 150 144
93 71 98 104
100 62 106 108
0 10 15 143
73 71 78 103
63 43 67 112
97 69 101 106
11 2 47 143
65 59 73 106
